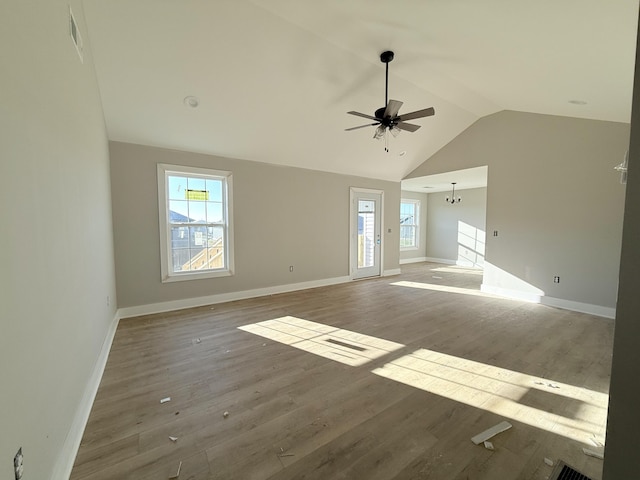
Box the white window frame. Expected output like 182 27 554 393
400 199 419 251
157 163 234 282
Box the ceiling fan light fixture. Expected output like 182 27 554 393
373 125 385 140
345 51 435 152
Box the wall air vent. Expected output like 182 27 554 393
69 7 84 63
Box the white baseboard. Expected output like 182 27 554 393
383 268 402 276
118 275 352 319
52 311 120 480
481 284 542 303
481 284 615 319
541 296 616 319
399 257 428 265
425 257 457 265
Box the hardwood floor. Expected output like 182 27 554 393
71 263 613 479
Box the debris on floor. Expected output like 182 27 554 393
544 457 554 467
534 381 560 388
223 411 230 418
169 436 178 442
590 437 604 448
483 441 494 450
169 460 182 479
278 447 295 457
471 420 513 445
582 446 604 460
160 397 171 404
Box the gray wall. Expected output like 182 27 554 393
0 1 117 478
426 187 487 266
110 141 401 308
603 12 640 478
399 190 428 262
407 111 629 309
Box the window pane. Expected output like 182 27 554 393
187 201 206 223
358 210 375 268
171 248 191 272
207 227 225 268
189 226 208 248
169 200 190 221
168 176 188 200
400 202 416 225
208 225 224 244
400 225 416 247
187 177 206 192
206 202 223 223
171 226 190 250
206 179 223 202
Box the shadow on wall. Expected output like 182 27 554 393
457 221 485 268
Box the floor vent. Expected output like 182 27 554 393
548 460 593 480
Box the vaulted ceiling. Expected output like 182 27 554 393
82 0 638 182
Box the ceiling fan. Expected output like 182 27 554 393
346 51 435 151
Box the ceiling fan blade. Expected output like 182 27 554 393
396 121 421 132
345 123 378 131
384 99 403 118
347 111 379 121
397 107 435 122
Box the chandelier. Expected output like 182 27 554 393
445 182 461 204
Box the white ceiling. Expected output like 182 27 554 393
82 0 638 182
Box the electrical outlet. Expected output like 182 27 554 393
553 276 560 284
14 447 23 480
493 230 499 237
289 266 294 272
106 295 110 307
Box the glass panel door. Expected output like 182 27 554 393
351 190 382 279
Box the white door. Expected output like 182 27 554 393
350 188 383 279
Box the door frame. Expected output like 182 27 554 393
349 187 385 280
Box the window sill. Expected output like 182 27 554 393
162 269 233 283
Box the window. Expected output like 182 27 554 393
157 164 234 282
400 199 419 249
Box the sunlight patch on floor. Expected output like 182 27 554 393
372 348 608 445
238 316 404 366
391 280 497 298
431 266 484 276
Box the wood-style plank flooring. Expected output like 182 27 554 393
71 263 613 479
